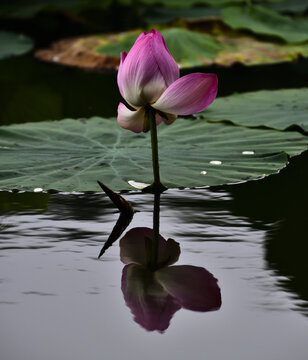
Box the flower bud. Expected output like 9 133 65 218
117 29 179 108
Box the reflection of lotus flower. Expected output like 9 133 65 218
117 29 218 133
120 227 221 332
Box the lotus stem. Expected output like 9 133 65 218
147 107 167 193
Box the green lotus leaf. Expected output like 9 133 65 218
268 0 308 14
222 5 308 44
36 26 308 71
201 89 308 132
0 117 307 192
0 31 33 59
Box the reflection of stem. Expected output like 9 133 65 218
146 107 167 194
150 192 160 270
246 0 252 8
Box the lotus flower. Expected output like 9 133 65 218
117 29 218 133
120 227 222 332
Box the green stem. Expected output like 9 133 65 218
146 107 167 193
150 192 160 270
149 108 160 186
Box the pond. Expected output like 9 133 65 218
1 180 308 360
1 3 308 357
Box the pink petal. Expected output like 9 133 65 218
155 113 164 126
117 103 145 133
117 30 179 107
117 52 127 98
135 31 147 42
156 111 177 126
156 265 222 312
121 264 181 332
150 30 179 89
153 73 218 116
120 227 180 267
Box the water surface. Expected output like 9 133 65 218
1 187 307 360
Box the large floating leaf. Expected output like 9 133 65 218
0 117 307 192
0 31 33 59
222 5 308 44
201 89 308 132
37 29 222 70
161 28 223 65
207 35 308 66
35 28 308 71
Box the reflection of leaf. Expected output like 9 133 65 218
222 5 308 44
201 88 308 132
0 31 33 59
0 192 49 213
0 115 307 192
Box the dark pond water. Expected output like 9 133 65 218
1 52 308 360
1 55 308 125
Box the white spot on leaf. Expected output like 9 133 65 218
128 180 150 190
200 171 207 175
242 151 255 155
210 160 222 165
34 188 43 192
